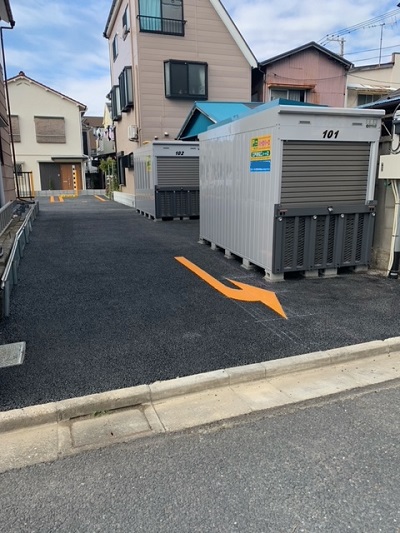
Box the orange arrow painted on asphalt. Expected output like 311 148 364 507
175 256 287 319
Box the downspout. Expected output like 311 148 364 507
388 180 400 278
256 66 266 102
388 103 400 278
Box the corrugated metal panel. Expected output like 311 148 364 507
155 188 199 218
157 157 199 187
281 141 370 206
274 210 375 273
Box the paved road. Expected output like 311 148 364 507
0 196 399 410
1 381 399 532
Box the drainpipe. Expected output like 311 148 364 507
388 104 400 278
388 179 400 278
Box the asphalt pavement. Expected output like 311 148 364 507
1 381 399 533
0 195 399 411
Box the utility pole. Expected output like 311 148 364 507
378 23 385 65
325 36 345 56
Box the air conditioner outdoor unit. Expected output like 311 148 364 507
128 125 138 141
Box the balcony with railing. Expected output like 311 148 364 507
137 15 185 36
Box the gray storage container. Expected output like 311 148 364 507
134 141 199 219
199 103 384 280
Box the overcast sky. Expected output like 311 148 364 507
3 0 400 116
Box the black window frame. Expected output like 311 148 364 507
119 66 134 112
357 93 385 106
117 152 126 186
112 34 118 61
122 5 130 37
111 85 122 121
164 60 208 100
138 0 185 36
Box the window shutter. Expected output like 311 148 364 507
10 115 20 142
34 117 66 143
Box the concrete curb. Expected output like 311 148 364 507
1 336 399 434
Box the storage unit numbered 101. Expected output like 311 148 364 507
199 103 384 280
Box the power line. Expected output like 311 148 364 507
345 44 400 55
319 8 400 44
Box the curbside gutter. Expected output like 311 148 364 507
1 336 399 434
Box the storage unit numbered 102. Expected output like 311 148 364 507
134 141 199 220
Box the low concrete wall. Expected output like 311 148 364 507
113 191 135 208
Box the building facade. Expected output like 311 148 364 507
347 53 400 108
7 72 87 195
254 42 352 107
103 0 257 206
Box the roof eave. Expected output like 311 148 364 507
210 0 257 68
8 73 87 111
0 0 14 26
260 41 352 70
104 0 123 38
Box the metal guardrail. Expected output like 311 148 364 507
1 201 39 318
0 200 16 237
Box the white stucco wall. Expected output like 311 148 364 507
8 77 85 191
347 54 400 108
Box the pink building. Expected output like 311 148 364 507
254 42 352 107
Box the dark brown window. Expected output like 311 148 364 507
34 117 66 143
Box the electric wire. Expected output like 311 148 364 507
319 8 400 45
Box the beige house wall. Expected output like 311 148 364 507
8 78 85 192
347 54 400 108
107 0 253 197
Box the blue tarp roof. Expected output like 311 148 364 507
177 102 263 140
204 99 326 132
177 99 325 140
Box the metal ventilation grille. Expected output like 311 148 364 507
314 217 326 266
297 217 306 267
190 190 200 214
313 217 336 267
283 219 295 268
283 217 306 269
157 191 174 217
281 141 370 207
155 189 200 218
327 217 336 264
343 215 355 263
274 210 375 274
356 214 365 262
175 190 189 215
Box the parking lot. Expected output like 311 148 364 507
0 195 399 411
